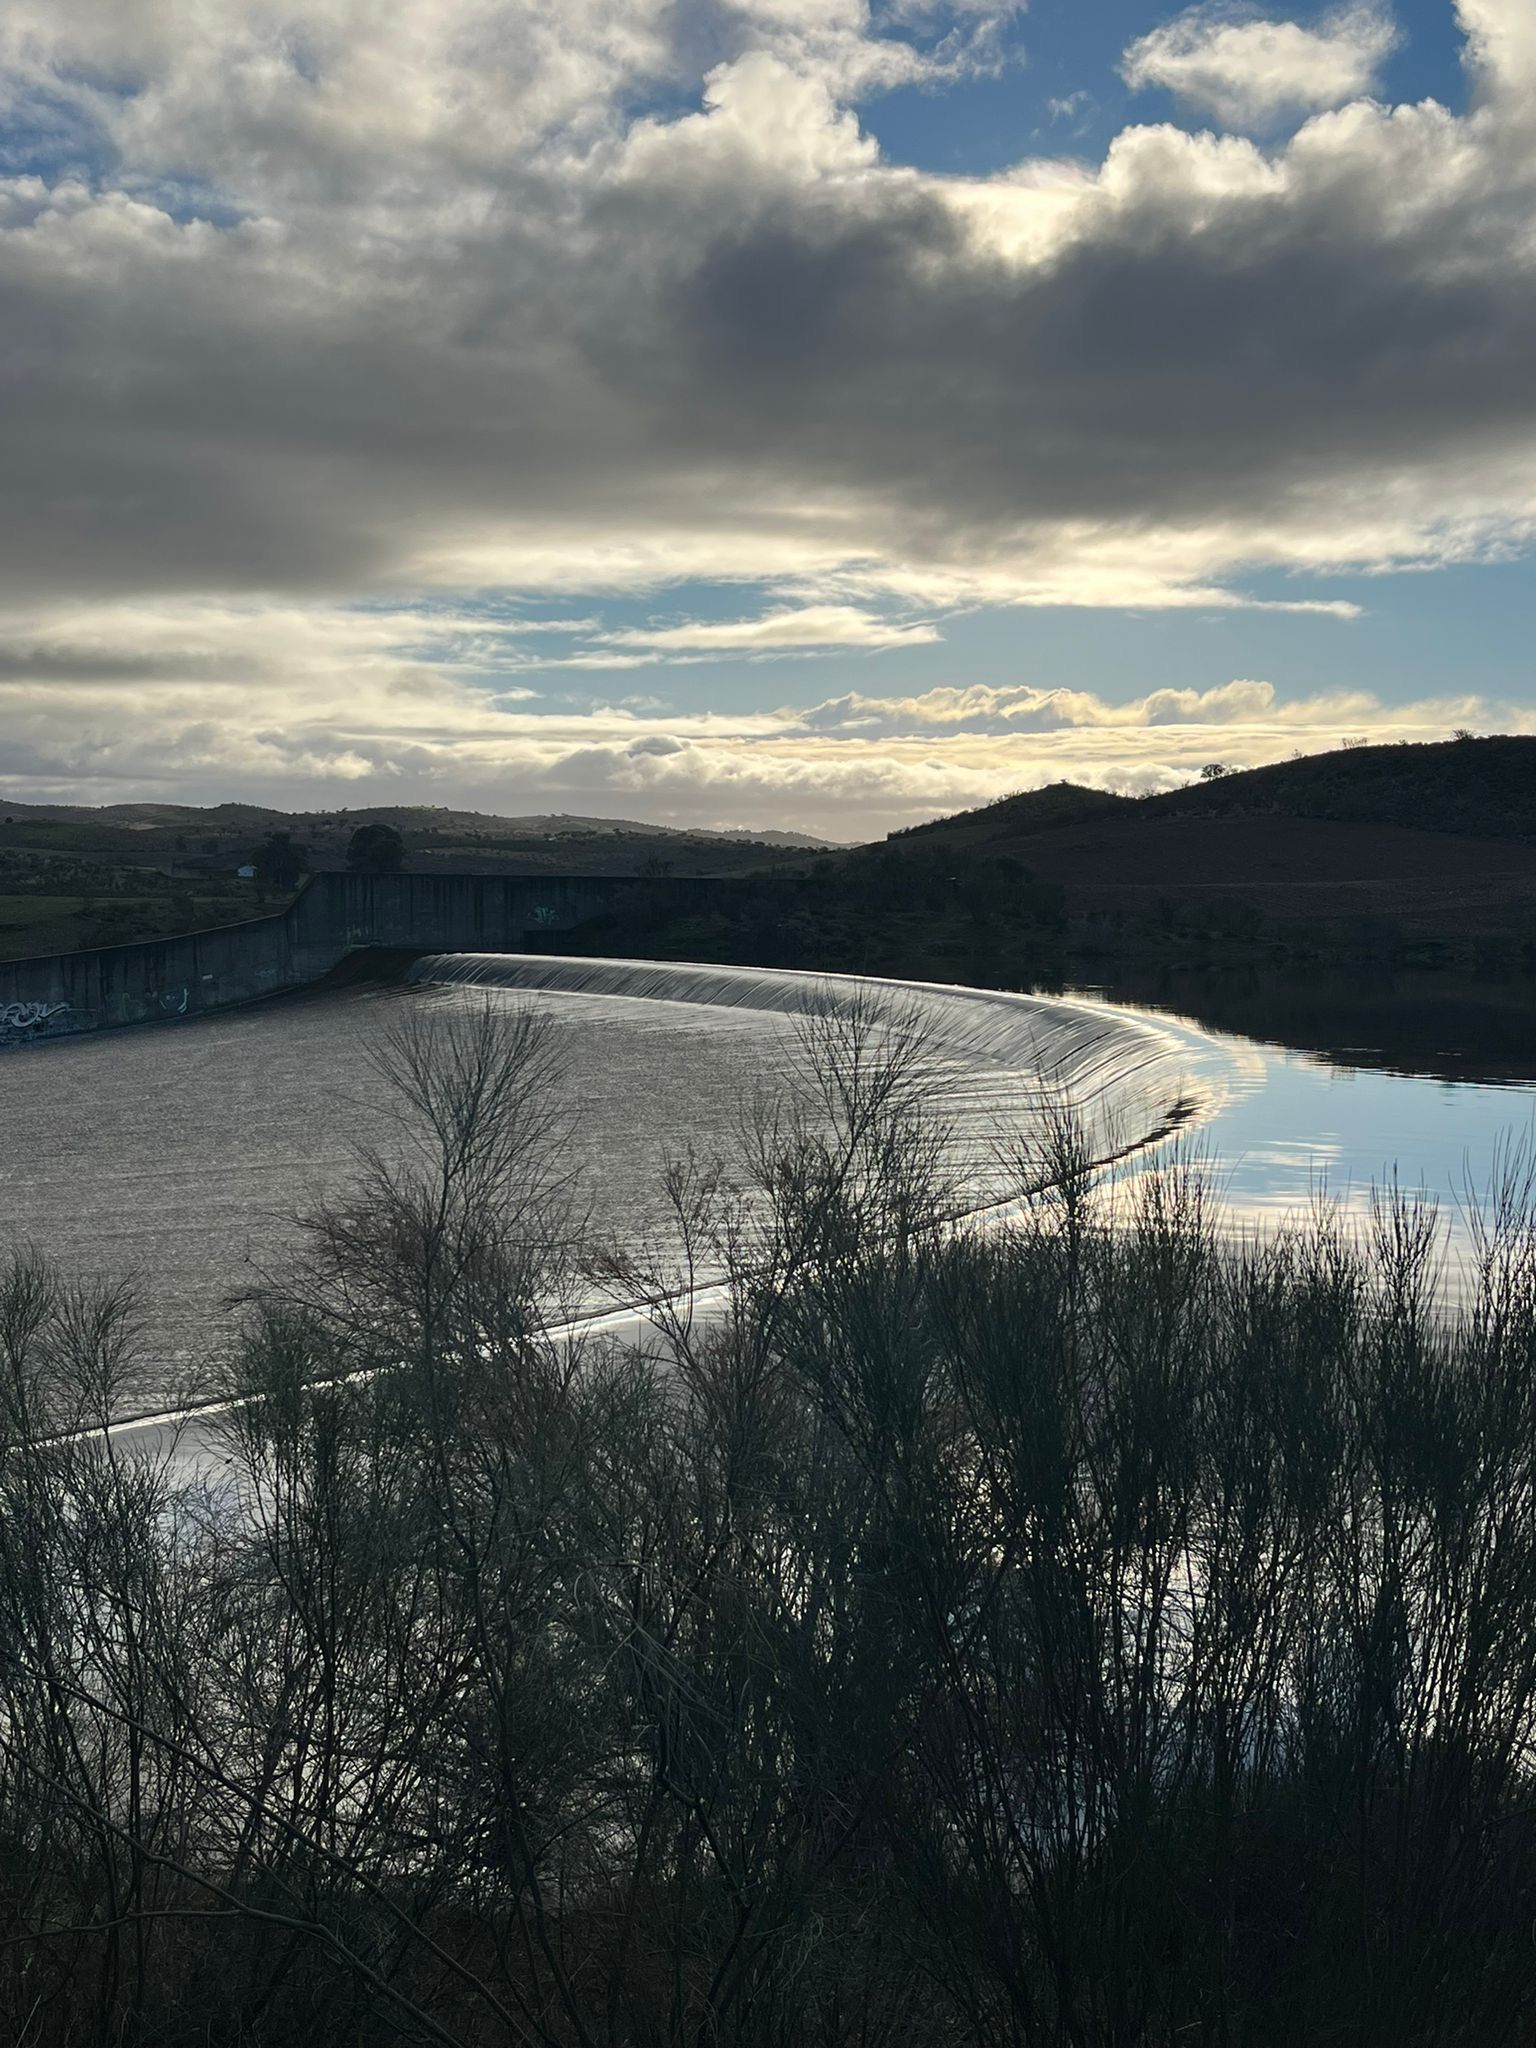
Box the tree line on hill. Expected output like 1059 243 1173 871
251 821 406 887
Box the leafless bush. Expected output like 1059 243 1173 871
1 1005 1535 2042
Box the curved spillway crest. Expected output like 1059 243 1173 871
75 955 1237 1455
409 952 1221 1193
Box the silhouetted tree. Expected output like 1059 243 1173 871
251 829 309 888
346 822 404 873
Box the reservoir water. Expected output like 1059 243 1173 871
4 952 1534 1415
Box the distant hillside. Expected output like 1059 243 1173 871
0 799 290 830
860 737 1536 947
0 798 828 956
0 797 830 846
0 799 822 880
1148 736 1536 840
710 827 833 849
887 780 1135 848
891 739 1536 858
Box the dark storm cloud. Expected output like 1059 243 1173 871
638 142 1536 542
0 6 1532 616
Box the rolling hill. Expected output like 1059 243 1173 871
872 738 1536 942
2 737 1533 972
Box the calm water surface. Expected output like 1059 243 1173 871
1111 1001 1536 1232
5 980 808 1392
4 958 1534 1408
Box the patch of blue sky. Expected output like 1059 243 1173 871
866 0 1473 177
419 540 1536 726
1230 556 1536 706
622 598 1356 717
0 90 111 183
0 89 249 228
616 4 1008 145
801 554 1534 719
1374 0 1477 110
123 176 251 230
362 593 585 626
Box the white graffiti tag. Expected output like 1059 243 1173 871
0 1001 70 1040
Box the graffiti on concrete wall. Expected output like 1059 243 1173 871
157 987 189 1016
0 1001 71 1044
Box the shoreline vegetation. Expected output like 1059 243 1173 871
6 1002 1536 2044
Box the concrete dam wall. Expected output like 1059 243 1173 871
0 872 729 1045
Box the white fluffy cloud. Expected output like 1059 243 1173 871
794 677 1322 733
1458 0 1536 100
602 605 942 652
1121 5 1398 127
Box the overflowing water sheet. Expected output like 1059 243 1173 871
0 956 1214 1420
408 950 1220 1205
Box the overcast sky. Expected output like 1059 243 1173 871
1 0 1533 835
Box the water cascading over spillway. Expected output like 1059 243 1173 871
409 953 1220 1211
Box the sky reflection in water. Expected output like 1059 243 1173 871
1106 991 1536 1259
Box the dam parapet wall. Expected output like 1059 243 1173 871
0 872 733 1045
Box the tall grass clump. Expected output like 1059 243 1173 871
1 998 1536 2044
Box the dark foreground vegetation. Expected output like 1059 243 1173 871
5 1005 1536 2044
